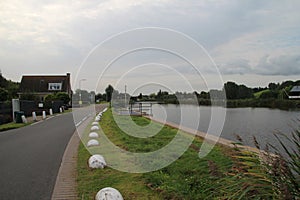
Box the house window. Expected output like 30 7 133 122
48 83 62 91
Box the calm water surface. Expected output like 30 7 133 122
152 104 300 149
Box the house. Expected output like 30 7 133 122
288 86 300 99
19 73 72 102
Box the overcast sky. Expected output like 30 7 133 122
0 0 299 94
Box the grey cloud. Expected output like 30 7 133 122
217 54 300 76
1 0 300 90
256 54 300 76
218 59 252 75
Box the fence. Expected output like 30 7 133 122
0 100 65 125
20 100 64 116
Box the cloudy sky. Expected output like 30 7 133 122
0 0 299 93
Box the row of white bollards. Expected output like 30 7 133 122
86 108 124 200
18 107 64 124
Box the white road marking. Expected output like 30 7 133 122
75 114 91 127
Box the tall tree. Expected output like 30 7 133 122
55 92 71 104
238 85 254 99
224 81 239 99
0 88 9 101
268 82 278 91
105 85 114 102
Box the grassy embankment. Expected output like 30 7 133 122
77 109 276 199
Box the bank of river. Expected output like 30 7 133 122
152 104 300 149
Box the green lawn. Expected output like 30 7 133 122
77 109 276 199
0 122 30 132
254 89 269 98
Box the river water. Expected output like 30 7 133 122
152 104 300 149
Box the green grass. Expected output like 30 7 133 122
0 122 30 132
62 108 72 114
77 109 275 199
254 89 269 98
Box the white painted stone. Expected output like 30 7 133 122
49 108 53 115
32 112 37 121
103 108 108 112
91 126 99 131
42 111 46 119
95 116 101 122
88 154 106 169
21 115 27 123
92 122 98 126
89 132 99 138
87 139 99 147
95 187 123 200
98 112 103 117
59 107 63 113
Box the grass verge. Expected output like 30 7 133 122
0 122 30 132
77 109 276 199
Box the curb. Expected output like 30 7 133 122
51 130 80 200
51 114 92 200
51 104 108 200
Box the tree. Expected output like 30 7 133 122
199 91 209 99
6 81 19 99
224 81 239 99
237 85 254 99
0 73 20 100
224 82 253 99
0 74 7 88
138 93 143 100
278 81 294 90
105 85 114 102
149 93 156 99
268 82 278 91
0 87 8 101
260 90 279 99
96 93 104 102
55 92 71 104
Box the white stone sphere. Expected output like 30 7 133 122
91 126 99 131
87 139 99 147
88 154 106 169
92 122 98 126
95 187 123 200
89 132 99 138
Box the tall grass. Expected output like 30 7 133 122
268 127 300 199
225 126 300 199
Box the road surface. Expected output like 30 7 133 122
0 106 94 200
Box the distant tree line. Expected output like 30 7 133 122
96 80 300 109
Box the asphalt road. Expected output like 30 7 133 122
0 110 90 200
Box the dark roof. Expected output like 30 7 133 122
19 73 71 93
290 86 300 93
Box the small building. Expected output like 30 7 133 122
288 86 300 99
19 73 72 101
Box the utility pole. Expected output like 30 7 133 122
124 85 127 109
79 79 86 106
